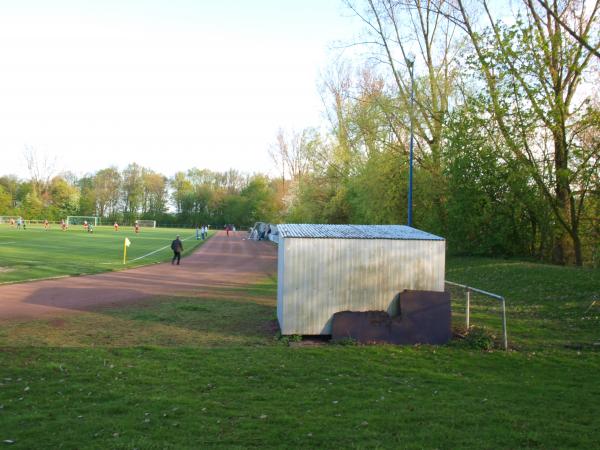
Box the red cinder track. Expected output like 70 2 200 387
0 231 277 321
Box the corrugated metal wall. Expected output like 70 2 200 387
277 237 445 335
277 240 285 327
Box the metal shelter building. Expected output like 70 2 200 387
276 224 445 335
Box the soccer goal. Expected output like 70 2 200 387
0 216 20 224
66 216 99 226
136 220 156 228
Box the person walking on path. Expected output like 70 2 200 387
171 235 183 265
196 224 200 240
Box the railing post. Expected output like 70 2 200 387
501 297 508 351
466 288 471 329
446 280 508 351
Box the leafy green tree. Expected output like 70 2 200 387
94 168 121 219
20 191 44 219
141 170 168 217
348 149 405 224
455 0 600 264
222 194 247 227
0 175 19 210
48 176 80 219
121 163 144 222
239 175 278 226
0 185 12 214
443 102 542 256
77 176 96 216
171 171 193 217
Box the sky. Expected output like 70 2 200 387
0 0 360 180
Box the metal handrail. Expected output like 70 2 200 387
445 280 508 351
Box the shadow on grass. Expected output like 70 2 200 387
1 278 279 348
107 295 278 342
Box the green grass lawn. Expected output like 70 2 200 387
0 258 599 448
446 257 600 351
0 224 212 283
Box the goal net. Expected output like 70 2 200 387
67 216 99 226
136 220 156 228
0 216 20 224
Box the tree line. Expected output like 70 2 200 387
0 164 279 229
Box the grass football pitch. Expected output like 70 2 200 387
0 223 210 284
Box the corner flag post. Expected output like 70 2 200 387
123 237 131 264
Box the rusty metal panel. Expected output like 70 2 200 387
331 290 451 345
393 289 451 344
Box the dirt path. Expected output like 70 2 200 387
0 231 277 321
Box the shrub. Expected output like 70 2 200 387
463 326 497 350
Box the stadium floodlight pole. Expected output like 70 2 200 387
406 52 416 227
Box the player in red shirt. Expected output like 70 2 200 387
44 219 49 230
134 221 140 234
114 222 119 231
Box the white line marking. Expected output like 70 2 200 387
0 241 16 245
0 275 70 285
129 235 196 262
0 234 205 284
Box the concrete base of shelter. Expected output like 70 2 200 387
331 290 451 345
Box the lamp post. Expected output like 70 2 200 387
406 53 415 227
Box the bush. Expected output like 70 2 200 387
274 333 303 345
332 337 358 346
463 326 497 351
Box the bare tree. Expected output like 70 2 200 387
535 0 600 59
269 128 318 184
23 145 56 199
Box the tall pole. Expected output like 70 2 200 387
407 60 415 227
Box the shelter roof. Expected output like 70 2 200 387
277 224 444 241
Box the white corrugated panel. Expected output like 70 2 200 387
276 239 284 328
277 233 445 335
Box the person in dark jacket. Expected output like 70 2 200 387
171 235 183 265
